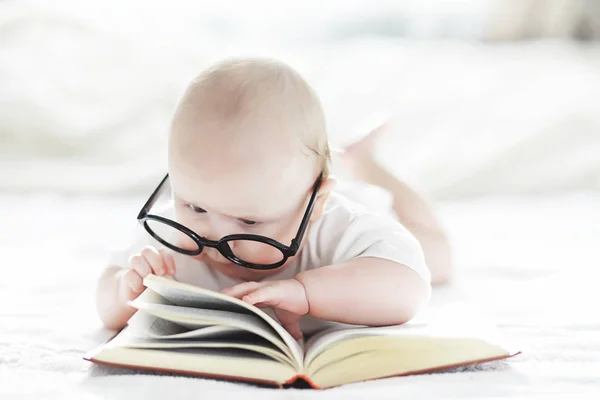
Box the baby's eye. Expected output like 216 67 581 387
239 219 257 226
187 204 206 214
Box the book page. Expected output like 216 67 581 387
114 328 293 366
144 276 254 314
130 297 275 334
90 344 297 386
304 304 507 366
303 324 439 366
302 304 514 388
127 307 245 340
309 336 511 389
143 274 304 368
129 299 295 362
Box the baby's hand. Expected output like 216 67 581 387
221 279 309 340
119 246 176 303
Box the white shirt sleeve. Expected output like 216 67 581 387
330 210 431 285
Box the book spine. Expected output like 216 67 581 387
283 374 321 390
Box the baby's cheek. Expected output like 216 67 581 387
233 241 285 265
237 222 299 265
171 213 202 250
176 233 198 251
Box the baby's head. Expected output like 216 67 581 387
167 57 334 279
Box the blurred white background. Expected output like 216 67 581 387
1 0 599 198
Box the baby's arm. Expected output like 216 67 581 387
96 246 175 330
223 213 432 333
296 258 430 325
223 258 429 336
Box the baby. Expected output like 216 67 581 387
96 58 452 339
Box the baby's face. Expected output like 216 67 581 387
168 119 321 280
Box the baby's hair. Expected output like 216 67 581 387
176 57 331 177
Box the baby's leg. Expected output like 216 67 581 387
341 123 452 285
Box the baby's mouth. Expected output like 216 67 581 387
192 251 281 281
195 252 238 269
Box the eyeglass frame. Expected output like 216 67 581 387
136 172 324 270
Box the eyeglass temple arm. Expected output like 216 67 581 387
290 172 323 253
137 174 170 219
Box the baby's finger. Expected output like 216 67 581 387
157 248 176 276
242 284 282 308
275 309 303 340
123 269 144 294
129 254 152 278
221 281 264 299
141 246 166 276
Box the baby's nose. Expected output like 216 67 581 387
203 245 231 263
195 215 235 241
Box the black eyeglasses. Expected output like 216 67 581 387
137 173 323 270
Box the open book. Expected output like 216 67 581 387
85 274 518 389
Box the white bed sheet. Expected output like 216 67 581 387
1 192 599 398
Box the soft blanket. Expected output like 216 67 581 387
1 193 598 398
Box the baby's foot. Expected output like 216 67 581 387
341 122 390 183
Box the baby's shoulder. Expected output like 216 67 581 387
312 191 367 234
305 191 408 261
300 189 428 282
315 188 396 231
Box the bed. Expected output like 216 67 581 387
1 193 599 398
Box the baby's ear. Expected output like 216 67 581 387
309 176 337 222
